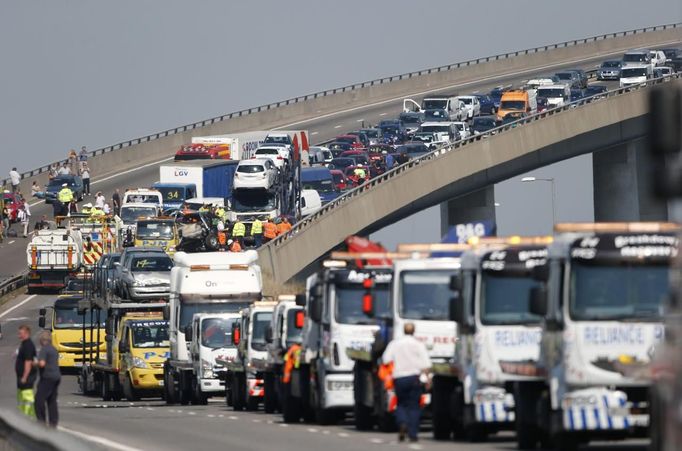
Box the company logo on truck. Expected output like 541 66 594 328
174 169 189 177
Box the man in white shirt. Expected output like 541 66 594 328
95 192 105 209
9 167 21 193
381 322 431 442
58 164 70 176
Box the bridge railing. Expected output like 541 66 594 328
2 23 679 187
265 73 681 252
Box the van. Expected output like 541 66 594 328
537 84 570 107
496 90 538 121
299 190 322 217
622 50 652 68
301 167 340 205
619 64 652 88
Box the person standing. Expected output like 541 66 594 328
57 183 73 216
15 325 37 418
58 163 70 176
385 152 395 170
276 216 292 236
231 220 246 246
381 322 431 442
81 164 91 195
250 217 263 248
34 331 61 427
78 146 88 162
112 189 121 217
263 218 278 242
9 167 21 193
18 204 30 238
95 191 105 209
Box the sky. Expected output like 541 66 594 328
1 0 680 246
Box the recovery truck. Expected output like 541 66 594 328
447 237 551 444
27 224 84 292
185 312 240 405
59 215 121 269
134 217 179 256
260 295 305 413
347 244 461 434
280 256 393 424
164 250 262 405
525 222 677 450
223 301 276 411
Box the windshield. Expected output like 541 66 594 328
130 256 172 272
569 262 669 321
332 173 344 184
131 321 169 348
397 145 428 154
623 53 646 63
157 187 186 203
334 283 390 324
264 135 290 145
237 164 265 173
232 191 276 212
425 109 449 120
422 99 448 109
125 194 159 204
400 114 421 124
54 307 93 329
302 178 336 193
251 312 273 351
48 178 75 188
136 222 174 239
538 89 566 99
285 309 303 346
256 148 279 156
621 68 647 77
179 301 251 334
201 317 237 349
459 98 472 104
500 100 526 111
336 137 356 145
121 206 157 223
362 130 380 138
555 73 573 80
602 61 621 68
420 125 449 134
480 273 541 325
399 270 455 321
474 118 496 127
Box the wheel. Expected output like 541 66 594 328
101 374 112 401
123 376 139 402
650 387 664 451
246 396 259 411
205 232 219 251
517 421 540 450
354 402 374 431
231 373 245 411
281 381 301 423
192 378 208 405
178 373 191 405
164 364 176 405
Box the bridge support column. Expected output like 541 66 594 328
592 138 668 221
440 187 497 237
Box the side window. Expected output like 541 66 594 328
278 310 285 338
301 197 307 208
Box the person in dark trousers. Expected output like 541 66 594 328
381 322 431 442
15 325 37 418
112 189 121 217
34 331 61 427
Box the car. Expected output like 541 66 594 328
113 246 165 296
1 191 23 222
654 66 674 78
620 64 652 88
254 146 288 169
119 202 161 229
368 143 394 155
660 48 680 62
330 169 349 191
399 111 425 133
44 175 84 204
474 94 496 114
328 157 356 171
554 71 582 89
395 142 431 159
567 69 589 89
377 119 408 142
471 116 499 135
118 252 173 301
584 85 609 99
597 60 622 80
339 150 370 166
569 88 585 103
346 131 370 148
97 253 120 299
359 128 383 146
525 76 560 90
233 159 278 191
307 146 333 166
334 134 365 150
454 96 481 119
649 50 667 67
263 133 293 148
411 131 436 147
622 50 652 68
122 188 163 207
452 121 472 140
327 141 354 157
489 86 511 110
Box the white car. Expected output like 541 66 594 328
233 159 278 191
122 188 163 208
452 121 472 139
620 64 651 88
649 50 667 67
454 96 481 119
254 146 289 169
263 132 292 149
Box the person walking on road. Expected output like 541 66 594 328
34 331 61 427
381 322 431 443
15 325 37 418
9 167 21 193
18 204 30 238
112 189 121 217
81 164 91 195
57 183 74 216
95 191 105 209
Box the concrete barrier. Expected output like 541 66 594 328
6 24 680 196
0 408 94 451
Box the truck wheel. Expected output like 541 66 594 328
226 388 233 407
281 382 301 423
263 374 277 413
246 396 259 411
432 376 454 440
192 378 208 405
517 421 540 450
123 376 139 402
205 232 219 251
232 374 245 411
650 388 664 451
164 364 176 405
101 374 112 401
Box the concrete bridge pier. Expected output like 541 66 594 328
439 186 497 237
592 137 669 221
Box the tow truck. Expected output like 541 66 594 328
525 222 677 450
27 223 84 292
134 217 179 256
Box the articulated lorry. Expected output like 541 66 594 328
159 160 239 200
164 251 262 405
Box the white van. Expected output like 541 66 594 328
122 188 163 208
537 84 570 107
620 64 652 88
299 189 322 217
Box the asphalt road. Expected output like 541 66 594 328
1 45 661 283
0 293 652 451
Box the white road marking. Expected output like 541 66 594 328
0 295 37 319
218 414 224 418
379 113 387 116
252 419 262 423
188 411 196 415
311 131 319 135
59 426 144 451
207 414 215 418
356 118 364 122
4 316 29 321
370 438 384 444
229 415 238 420
322 430 330 435
338 432 349 437
307 427 318 433
333 125 342 129
8 240 14 244
408 444 423 450
279 423 289 427
146 407 154 411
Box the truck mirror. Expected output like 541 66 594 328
449 275 462 291
312 284 324 299
105 334 114 342
309 298 322 323
531 264 550 282
39 308 46 316
294 294 306 307
38 317 46 329
529 286 548 317
232 324 241 346
449 295 464 323
162 305 170 321
265 326 273 343
294 310 305 329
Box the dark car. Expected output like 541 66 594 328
301 167 340 204
554 71 582 89
489 87 511 109
339 150 370 166
328 157 356 171
378 120 407 142
334 134 365 150
597 60 622 81
399 111 425 131
330 169 349 191
327 141 354 157
395 142 430 159
44 175 84 204
584 85 608 100
475 94 496 114
660 48 680 60
568 69 589 89
569 88 585 103
359 128 383 145
472 116 499 135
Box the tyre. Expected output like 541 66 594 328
281 382 301 423
232 374 245 411
123 376 139 402
164 364 176 405
192 378 208 405
263 373 277 414
432 376 454 440
101 373 112 401
246 396 259 411
205 232 219 251
178 374 191 405
517 421 540 450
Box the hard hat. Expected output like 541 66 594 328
228 239 234 245
62 183 68 187
382 150 387 155
83 203 93 208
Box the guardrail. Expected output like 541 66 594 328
264 74 680 255
2 22 679 188
0 273 26 298
0 408 95 451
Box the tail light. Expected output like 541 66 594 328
67 245 73 270
31 246 37 269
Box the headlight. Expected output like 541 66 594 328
201 359 212 370
132 357 148 369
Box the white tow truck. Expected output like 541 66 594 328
163 251 262 405
27 226 84 292
524 223 677 450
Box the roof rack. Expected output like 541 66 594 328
554 222 680 233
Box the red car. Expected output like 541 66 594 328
174 143 231 160
330 170 349 191
2 191 23 222
335 135 365 150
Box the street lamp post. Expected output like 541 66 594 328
521 176 556 225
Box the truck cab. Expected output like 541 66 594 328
537 84 570 108
118 202 161 240
151 182 197 212
27 227 84 292
620 64 653 89
187 312 240 404
496 90 537 122
134 218 178 256
526 223 676 450
418 122 458 145
122 188 163 208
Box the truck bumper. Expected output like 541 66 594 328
130 368 164 390
323 374 354 409
129 287 170 300
247 377 265 398
474 386 515 423
200 377 225 393
561 387 648 431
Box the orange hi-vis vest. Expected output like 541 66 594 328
282 344 302 384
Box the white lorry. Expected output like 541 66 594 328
523 223 676 450
186 312 241 404
620 64 652 89
27 227 84 292
192 130 310 162
163 250 263 405
537 84 571 108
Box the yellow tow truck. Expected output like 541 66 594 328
134 217 179 256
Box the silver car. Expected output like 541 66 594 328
119 252 172 301
597 60 622 80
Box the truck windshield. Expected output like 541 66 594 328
232 191 276 212
201 317 237 349
156 187 186 203
480 273 541 325
569 262 669 321
538 89 565 99
285 309 303 347
302 179 336 193
54 307 92 329
422 99 448 109
125 194 159 204
121 206 157 223
136 222 174 239
500 100 526 111
623 53 646 62
131 322 169 348
334 284 390 324
621 68 647 77
179 301 251 333
131 256 172 272
399 270 455 321
250 312 273 351
264 136 290 145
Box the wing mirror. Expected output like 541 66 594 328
294 294 306 307
265 326 273 343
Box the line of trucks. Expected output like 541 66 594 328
35 218 680 451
